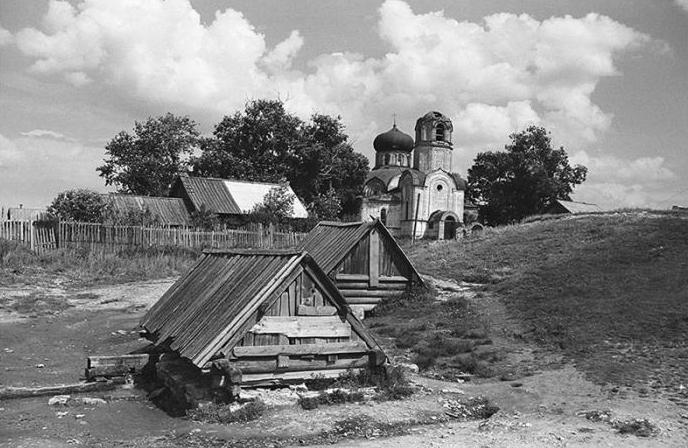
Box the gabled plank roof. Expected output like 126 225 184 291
298 220 423 283
140 249 380 367
103 194 190 226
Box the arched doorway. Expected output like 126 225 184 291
444 216 457 240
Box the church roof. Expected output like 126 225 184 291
451 173 467 190
373 124 414 153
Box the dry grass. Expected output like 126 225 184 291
0 239 199 286
403 213 688 393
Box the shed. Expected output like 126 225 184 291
547 200 602 214
170 176 308 221
140 249 385 386
102 194 190 226
298 220 424 316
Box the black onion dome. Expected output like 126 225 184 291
373 124 414 153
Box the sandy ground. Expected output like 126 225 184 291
1 276 687 447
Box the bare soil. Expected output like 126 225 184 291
1 275 687 447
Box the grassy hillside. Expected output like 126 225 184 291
402 212 688 395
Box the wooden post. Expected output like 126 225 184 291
29 220 35 251
412 193 421 244
369 229 379 287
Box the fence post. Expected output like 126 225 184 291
29 220 35 251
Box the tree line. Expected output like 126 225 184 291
50 99 587 227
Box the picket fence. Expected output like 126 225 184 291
0 220 306 254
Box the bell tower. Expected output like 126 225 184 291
413 111 453 172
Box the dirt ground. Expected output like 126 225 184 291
1 277 687 447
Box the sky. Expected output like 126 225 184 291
0 0 687 210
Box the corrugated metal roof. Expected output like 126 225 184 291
103 194 190 226
139 249 380 367
556 200 602 214
176 176 308 218
298 220 423 284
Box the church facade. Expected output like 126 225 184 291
360 111 466 239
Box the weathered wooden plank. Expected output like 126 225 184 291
233 341 368 357
250 316 351 338
241 368 364 385
279 291 290 316
335 273 369 281
87 354 149 369
297 305 337 316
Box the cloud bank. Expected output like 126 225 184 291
6 0 667 208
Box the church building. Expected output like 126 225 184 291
361 111 466 239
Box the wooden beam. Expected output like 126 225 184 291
297 305 337 316
87 354 149 369
249 316 351 338
335 273 369 281
233 341 368 358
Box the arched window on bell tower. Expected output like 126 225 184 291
380 208 387 225
435 123 445 142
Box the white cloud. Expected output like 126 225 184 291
20 129 73 140
570 150 676 182
676 0 688 13
0 132 109 207
0 25 12 46
11 0 650 162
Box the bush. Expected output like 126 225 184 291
48 189 106 223
186 399 265 424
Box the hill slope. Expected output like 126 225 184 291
403 212 688 399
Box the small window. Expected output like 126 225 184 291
384 154 390 165
380 208 387 225
435 124 445 141
436 184 443 192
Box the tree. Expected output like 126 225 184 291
48 189 107 223
192 100 369 217
248 184 295 224
467 126 587 225
309 187 342 221
98 113 199 196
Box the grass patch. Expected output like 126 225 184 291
0 239 199 286
404 213 688 394
5 293 73 315
186 399 266 424
367 286 493 378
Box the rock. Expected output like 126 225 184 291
56 411 69 418
79 397 106 406
398 363 419 373
75 414 85 419
35 363 45 369
48 395 71 406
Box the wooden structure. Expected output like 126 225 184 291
140 249 385 387
102 194 191 227
170 175 308 222
299 220 424 316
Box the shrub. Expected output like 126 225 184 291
186 399 265 424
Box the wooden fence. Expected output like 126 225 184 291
0 220 306 254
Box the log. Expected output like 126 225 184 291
233 355 368 374
334 282 407 290
344 296 385 305
297 305 337 316
241 368 364 386
250 316 351 338
232 341 367 358
0 378 125 400
334 274 407 283
339 289 403 298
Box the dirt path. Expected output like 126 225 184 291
2 277 687 447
